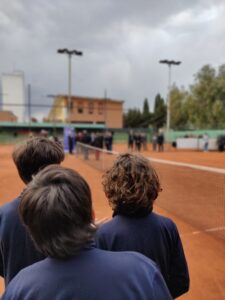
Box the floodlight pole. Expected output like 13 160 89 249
57 48 83 122
159 60 181 133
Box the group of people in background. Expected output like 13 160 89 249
128 130 147 152
0 137 189 299
152 131 165 152
128 130 164 153
68 130 114 155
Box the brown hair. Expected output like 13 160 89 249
102 153 161 216
20 165 95 259
12 137 65 184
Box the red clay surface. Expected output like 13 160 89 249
0 144 225 299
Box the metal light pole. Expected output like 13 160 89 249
159 60 181 132
57 48 83 122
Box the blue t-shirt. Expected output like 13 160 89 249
0 197 45 286
95 212 189 298
2 246 172 300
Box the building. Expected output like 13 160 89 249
0 111 17 122
46 95 124 128
1 72 26 122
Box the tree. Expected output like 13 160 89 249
123 108 143 128
142 98 152 128
169 86 189 129
187 64 225 128
152 94 166 130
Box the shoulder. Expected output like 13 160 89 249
0 198 20 221
96 216 123 236
151 212 177 229
96 248 158 277
1 262 40 299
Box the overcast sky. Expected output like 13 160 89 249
1 0 225 118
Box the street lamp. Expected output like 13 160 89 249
57 48 83 122
159 59 181 132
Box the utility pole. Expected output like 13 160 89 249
159 59 181 132
57 48 83 123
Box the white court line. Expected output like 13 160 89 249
148 157 225 174
181 226 225 237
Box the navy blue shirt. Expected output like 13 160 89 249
95 212 189 299
0 197 45 286
2 246 172 300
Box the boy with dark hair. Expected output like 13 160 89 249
2 165 172 300
96 153 190 299
0 137 65 286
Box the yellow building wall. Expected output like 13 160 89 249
70 97 123 128
47 96 123 128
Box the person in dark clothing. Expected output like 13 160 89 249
81 130 91 160
95 153 190 299
94 132 104 160
128 130 134 151
0 137 65 287
157 132 164 152
2 165 172 300
134 132 142 151
68 131 74 154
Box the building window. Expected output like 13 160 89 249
98 102 103 115
88 102 94 114
77 101 83 114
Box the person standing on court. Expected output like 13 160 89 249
95 153 189 299
128 130 134 151
157 131 164 152
152 133 158 151
68 130 74 154
0 137 65 286
2 165 172 300
203 133 209 152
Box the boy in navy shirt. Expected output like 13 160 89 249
2 165 172 300
0 137 64 286
96 153 190 299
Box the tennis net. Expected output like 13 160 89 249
76 142 119 172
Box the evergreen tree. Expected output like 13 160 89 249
142 98 151 128
152 94 166 129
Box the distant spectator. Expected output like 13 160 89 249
152 133 158 151
68 130 74 154
81 131 91 160
203 133 209 152
134 132 142 152
157 132 164 152
94 132 104 160
104 131 112 151
90 132 96 146
217 135 225 152
128 130 134 151
141 132 147 151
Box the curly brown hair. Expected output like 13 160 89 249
102 153 162 216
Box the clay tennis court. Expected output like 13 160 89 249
0 144 225 299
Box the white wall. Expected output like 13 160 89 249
1 72 26 122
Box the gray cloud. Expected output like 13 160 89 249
0 0 225 119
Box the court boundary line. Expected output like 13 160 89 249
181 226 225 237
148 157 225 174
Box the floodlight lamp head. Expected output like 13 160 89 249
57 49 67 54
73 50 83 56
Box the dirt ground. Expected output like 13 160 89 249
0 144 225 299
